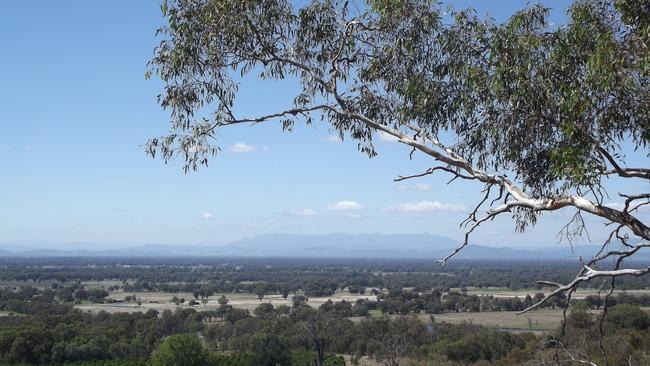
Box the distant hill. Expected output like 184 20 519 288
222 233 457 257
0 233 643 260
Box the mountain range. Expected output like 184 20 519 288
0 233 640 260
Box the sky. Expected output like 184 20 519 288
1 1 646 249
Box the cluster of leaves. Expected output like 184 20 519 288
149 0 648 198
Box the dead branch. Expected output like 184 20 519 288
519 265 650 314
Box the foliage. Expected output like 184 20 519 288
606 303 650 330
147 0 648 196
0 300 203 365
150 334 209 366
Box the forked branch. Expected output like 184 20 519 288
519 263 650 314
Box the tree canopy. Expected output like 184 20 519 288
147 0 649 317
150 334 209 366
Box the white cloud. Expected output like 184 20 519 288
200 212 215 220
378 131 399 142
326 200 363 211
382 201 466 213
294 208 318 217
229 142 255 153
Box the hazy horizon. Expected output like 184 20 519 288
1 230 600 248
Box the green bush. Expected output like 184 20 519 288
150 334 209 366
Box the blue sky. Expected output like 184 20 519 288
1 1 645 249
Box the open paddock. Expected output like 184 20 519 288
347 310 564 333
352 309 600 333
432 309 564 332
74 291 373 314
454 287 650 300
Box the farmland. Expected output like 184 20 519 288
75 290 372 314
72 288 590 334
458 286 650 300
2 256 650 365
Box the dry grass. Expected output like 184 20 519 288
432 309 563 332
456 287 650 300
74 290 373 314
350 309 564 333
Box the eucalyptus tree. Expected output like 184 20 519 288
146 0 648 315
298 310 342 366
150 334 209 366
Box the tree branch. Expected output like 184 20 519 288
519 264 650 314
394 166 475 182
598 147 650 181
214 104 332 128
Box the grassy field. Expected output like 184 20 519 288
454 287 650 299
74 290 373 314
368 309 382 317
432 309 564 332
350 309 565 333
63 285 650 334
77 293 563 333
80 280 124 289
72 290 639 335
432 307 647 334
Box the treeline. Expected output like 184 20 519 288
3 282 650 364
2 258 650 296
374 289 567 314
10 281 650 322
0 285 540 365
128 302 650 366
10 280 650 323
201 302 537 366
377 289 650 315
584 292 650 308
0 303 202 364
0 285 536 365
556 302 650 365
